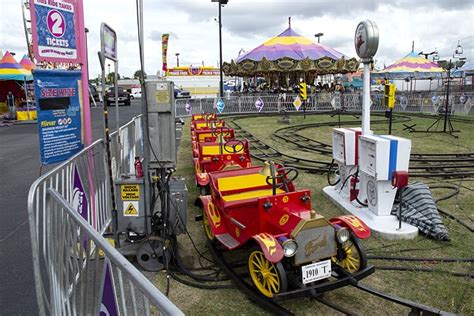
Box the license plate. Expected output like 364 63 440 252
301 259 331 284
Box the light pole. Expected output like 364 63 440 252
175 53 180 67
314 32 324 43
436 42 465 136
212 0 228 98
107 63 111 83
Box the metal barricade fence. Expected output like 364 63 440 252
175 91 474 118
28 121 183 315
109 115 144 178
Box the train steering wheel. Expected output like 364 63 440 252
223 140 244 154
211 125 232 138
265 167 299 192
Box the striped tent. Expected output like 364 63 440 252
0 51 33 81
19 54 36 71
373 52 445 79
222 24 359 78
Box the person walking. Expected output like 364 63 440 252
7 91 15 120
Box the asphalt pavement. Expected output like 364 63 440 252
0 100 143 314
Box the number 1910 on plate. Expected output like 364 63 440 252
302 259 332 284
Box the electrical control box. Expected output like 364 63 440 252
115 176 147 234
146 80 176 169
332 127 362 165
168 177 188 235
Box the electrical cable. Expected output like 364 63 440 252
326 159 340 186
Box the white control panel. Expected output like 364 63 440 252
332 127 362 166
359 135 390 180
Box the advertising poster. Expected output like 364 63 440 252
34 70 84 165
30 0 79 63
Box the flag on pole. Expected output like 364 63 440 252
162 34 169 72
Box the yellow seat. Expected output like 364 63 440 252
222 189 285 202
217 173 268 191
202 145 244 156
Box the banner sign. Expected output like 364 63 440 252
34 70 84 165
30 0 79 63
162 34 169 72
167 66 220 76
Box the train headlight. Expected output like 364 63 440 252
282 239 298 257
336 228 350 244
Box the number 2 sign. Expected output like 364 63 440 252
30 0 79 63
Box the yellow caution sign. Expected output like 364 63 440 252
121 184 140 200
124 201 139 217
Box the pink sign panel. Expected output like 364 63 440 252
30 0 80 63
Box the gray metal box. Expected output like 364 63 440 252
115 177 147 234
169 177 188 235
145 80 176 168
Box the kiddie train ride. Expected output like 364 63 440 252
191 114 374 298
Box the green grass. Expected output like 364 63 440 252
154 113 473 315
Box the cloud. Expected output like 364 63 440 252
0 0 472 78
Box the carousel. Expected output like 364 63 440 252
222 19 359 91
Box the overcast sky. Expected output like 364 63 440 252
0 0 473 78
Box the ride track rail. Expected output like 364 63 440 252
224 112 474 179
206 239 455 316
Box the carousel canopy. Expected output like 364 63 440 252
0 51 33 81
373 52 445 79
20 54 36 71
223 26 359 77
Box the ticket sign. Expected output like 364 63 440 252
34 70 84 165
30 0 79 63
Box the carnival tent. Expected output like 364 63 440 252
373 52 445 79
0 51 33 81
19 54 36 71
222 24 358 82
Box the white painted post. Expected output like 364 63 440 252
362 62 371 135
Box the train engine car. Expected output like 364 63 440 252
200 161 373 298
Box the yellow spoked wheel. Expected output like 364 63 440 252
248 248 287 298
202 211 215 242
332 234 367 274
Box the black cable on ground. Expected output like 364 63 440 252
437 207 474 233
374 266 474 279
167 268 234 290
430 184 461 203
368 255 474 263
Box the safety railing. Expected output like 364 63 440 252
39 188 182 315
175 91 474 118
109 114 144 179
27 117 183 315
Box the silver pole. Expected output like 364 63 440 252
362 62 371 135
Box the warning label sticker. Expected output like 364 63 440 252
121 185 140 200
124 201 139 217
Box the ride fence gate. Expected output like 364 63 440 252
27 115 183 315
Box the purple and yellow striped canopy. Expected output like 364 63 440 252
0 51 32 81
376 52 445 78
236 27 345 62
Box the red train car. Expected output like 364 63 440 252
199 162 372 298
